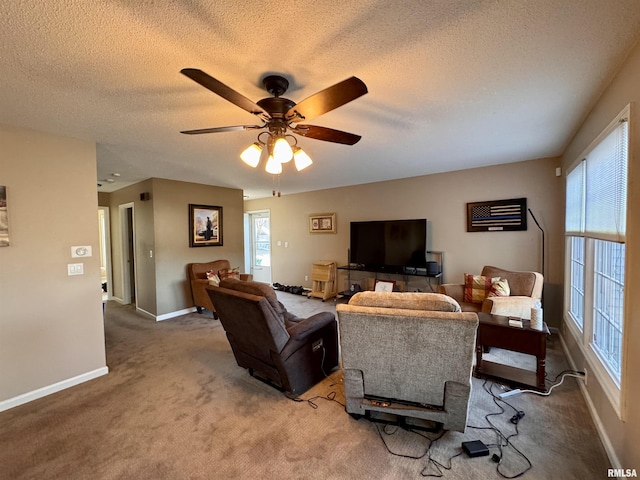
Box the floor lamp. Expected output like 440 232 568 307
528 208 545 308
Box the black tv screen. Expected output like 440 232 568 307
350 219 427 272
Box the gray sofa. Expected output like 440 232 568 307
336 291 478 432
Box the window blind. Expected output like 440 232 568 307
565 161 584 235
585 120 628 242
565 118 628 243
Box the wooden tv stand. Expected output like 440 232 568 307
337 251 443 295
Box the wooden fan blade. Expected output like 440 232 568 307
286 77 367 122
292 125 362 145
180 125 256 135
181 68 270 120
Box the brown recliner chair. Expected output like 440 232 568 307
187 260 252 318
207 278 339 396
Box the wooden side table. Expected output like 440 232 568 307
475 312 549 391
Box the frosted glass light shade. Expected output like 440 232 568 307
240 142 262 168
293 147 313 171
273 137 293 163
265 155 282 174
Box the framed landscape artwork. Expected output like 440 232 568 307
189 204 223 247
309 213 336 234
0 186 8 247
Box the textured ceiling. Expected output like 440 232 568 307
2 1 640 199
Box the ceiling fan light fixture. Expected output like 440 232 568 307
273 136 293 163
240 142 263 168
293 146 313 171
181 69 368 189
265 155 282 175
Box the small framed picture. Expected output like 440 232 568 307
374 279 396 292
309 213 336 234
189 204 223 247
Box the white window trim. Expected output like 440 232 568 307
563 104 630 420
564 288 622 417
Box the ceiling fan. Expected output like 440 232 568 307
180 68 368 173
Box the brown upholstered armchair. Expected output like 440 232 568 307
439 265 543 319
187 260 252 318
207 278 339 396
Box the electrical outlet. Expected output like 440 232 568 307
305 275 309 281
583 367 588 385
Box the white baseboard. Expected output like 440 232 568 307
558 334 621 469
135 306 156 319
155 307 197 322
110 300 196 322
135 305 197 322
0 366 109 413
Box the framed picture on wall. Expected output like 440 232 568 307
309 213 336 234
466 197 527 232
189 204 223 247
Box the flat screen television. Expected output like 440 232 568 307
349 219 427 273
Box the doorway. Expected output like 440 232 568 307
98 207 112 300
119 203 136 305
245 210 272 284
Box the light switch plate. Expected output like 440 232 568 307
71 246 92 258
67 263 84 275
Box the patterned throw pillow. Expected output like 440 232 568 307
207 272 220 286
487 278 510 298
218 267 241 281
463 274 500 303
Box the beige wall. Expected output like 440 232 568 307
97 192 110 207
560 39 640 468
0 125 107 403
151 178 245 316
106 178 245 317
107 179 156 314
245 156 564 325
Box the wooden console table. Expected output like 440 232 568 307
475 312 549 391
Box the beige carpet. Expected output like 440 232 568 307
0 292 610 479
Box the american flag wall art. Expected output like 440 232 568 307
466 198 527 232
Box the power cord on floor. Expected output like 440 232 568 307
375 422 466 478
465 380 532 479
302 390 345 409
546 369 585 383
420 436 463 477
288 356 345 410
517 372 585 397
374 423 466 477
376 424 444 460
345 378 533 478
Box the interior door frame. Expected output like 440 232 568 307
119 202 137 306
98 206 113 299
